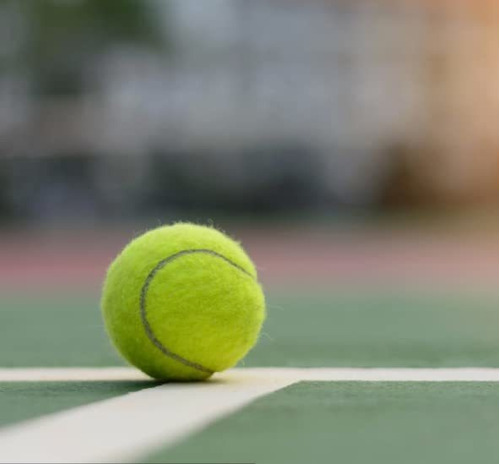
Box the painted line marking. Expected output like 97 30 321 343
0 366 497 382
0 367 497 463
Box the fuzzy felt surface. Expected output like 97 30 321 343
101 223 266 381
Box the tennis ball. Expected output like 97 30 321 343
101 223 265 381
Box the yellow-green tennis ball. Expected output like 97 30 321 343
101 223 266 381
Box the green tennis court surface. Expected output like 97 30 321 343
149 381 498 464
0 284 497 463
2 289 497 369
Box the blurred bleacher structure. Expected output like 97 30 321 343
0 0 497 223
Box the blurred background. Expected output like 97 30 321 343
0 0 497 224
0 0 497 369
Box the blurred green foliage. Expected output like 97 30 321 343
5 0 166 95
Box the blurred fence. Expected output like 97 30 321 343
0 0 497 223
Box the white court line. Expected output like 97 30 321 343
0 367 497 464
0 367 149 382
0 366 498 382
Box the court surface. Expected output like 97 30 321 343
0 223 498 463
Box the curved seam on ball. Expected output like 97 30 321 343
140 248 254 374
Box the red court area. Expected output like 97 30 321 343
0 224 496 292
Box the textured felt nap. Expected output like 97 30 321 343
101 223 266 381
